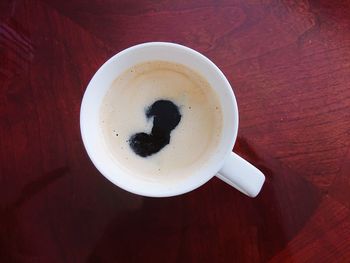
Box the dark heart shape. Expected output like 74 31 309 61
129 100 181 157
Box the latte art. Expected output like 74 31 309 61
129 100 181 157
100 61 223 182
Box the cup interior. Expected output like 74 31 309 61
80 42 238 197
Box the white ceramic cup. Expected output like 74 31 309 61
80 42 265 197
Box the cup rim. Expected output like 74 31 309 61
80 42 239 197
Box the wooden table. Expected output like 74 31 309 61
1 0 350 262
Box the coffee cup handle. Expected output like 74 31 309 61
216 152 265 197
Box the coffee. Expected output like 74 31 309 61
100 60 223 182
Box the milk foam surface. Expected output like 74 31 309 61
100 61 223 182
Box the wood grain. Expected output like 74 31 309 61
1 0 350 262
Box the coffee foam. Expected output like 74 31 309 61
100 61 223 183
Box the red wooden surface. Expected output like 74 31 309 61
1 0 350 262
